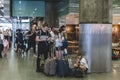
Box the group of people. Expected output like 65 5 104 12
0 23 88 77
14 23 89 74
36 23 68 72
14 23 69 72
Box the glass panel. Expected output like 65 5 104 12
66 25 79 54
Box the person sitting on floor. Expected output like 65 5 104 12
74 54 88 73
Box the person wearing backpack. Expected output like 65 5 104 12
59 25 68 57
36 23 51 72
54 30 63 60
55 25 67 59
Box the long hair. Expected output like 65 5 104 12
59 25 65 33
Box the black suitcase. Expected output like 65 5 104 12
56 59 69 77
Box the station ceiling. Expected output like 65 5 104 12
12 0 61 17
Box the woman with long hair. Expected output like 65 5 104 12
54 30 63 59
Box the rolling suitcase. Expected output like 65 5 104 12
49 58 57 76
56 59 69 77
44 58 50 75
44 58 56 76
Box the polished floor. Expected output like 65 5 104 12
0 48 120 80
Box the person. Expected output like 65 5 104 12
0 36 3 58
48 27 55 57
54 30 63 60
15 29 24 53
3 36 9 57
58 25 67 58
49 27 55 40
36 23 51 72
74 54 88 73
15 29 19 51
3 30 9 41
8 29 12 48
26 24 37 56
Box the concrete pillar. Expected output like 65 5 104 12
79 0 112 73
45 2 58 27
80 0 112 23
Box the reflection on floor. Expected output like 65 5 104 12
0 48 119 80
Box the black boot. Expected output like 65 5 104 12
36 58 41 72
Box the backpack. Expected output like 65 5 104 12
62 38 68 48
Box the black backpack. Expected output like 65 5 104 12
62 38 68 49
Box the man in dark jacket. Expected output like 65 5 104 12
26 24 37 56
15 29 24 53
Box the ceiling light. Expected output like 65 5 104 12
19 1 21 4
21 19 30 22
35 8 37 11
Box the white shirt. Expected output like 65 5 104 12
55 34 63 47
80 58 88 69
55 38 62 47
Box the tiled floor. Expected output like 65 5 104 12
0 49 119 80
